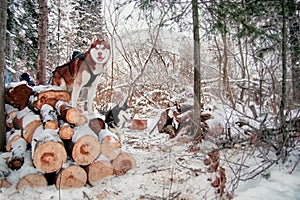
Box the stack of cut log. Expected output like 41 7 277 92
2 82 136 189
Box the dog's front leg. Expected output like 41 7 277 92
87 75 102 114
71 80 83 109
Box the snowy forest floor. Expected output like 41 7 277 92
0 108 300 200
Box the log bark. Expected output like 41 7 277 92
112 152 136 176
55 164 87 189
98 129 122 160
5 82 33 109
28 85 70 112
5 104 18 129
59 123 74 140
70 125 100 166
85 155 113 186
56 101 87 126
40 104 58 130
32 128 67 173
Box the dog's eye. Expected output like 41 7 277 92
95 44 104 50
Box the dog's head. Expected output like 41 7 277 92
89 35 110 64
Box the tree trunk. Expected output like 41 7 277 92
192 0 202 138
0 0 7 151
288 0 300 107
37 0 48 85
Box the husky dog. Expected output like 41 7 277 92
51 36 110 114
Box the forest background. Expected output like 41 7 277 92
0 0 299 199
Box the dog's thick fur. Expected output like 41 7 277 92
51 36 110 114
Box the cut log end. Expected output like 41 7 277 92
16 173 47 190
33 141 67 173
72 135 100 166
67 109 87 126
55 165 87 189
100 136 122 160
112 153 136 176
0 179 12 188
86 161 113 186
59 125 74 140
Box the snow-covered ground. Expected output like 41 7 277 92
0 108 299 200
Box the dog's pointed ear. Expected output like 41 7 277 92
92 35 98 43
102 34 110 43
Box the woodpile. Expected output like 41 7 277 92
1 82 136 189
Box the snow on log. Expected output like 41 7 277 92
5 82 33 109
97 129 122 160
59 123 74 140
21 109 43 143
6 131 27 170
0 153 12 188
28 85 70 112
5 104 18 129
5 129 22 152
55 101 87 126
40 104 59 130
15 152 47 190
11 107 42 143
55 163 87 189
70 125 100 166
85 155 113 186
112 152 136 176
32 127 67 173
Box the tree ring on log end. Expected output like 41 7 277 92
33 141 67 173
72 135 100 166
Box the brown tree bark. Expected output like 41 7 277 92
37 0 48 85
0 0 7 151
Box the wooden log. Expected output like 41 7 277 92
5 129 22 152
32 128 67 173
40 104 59 130
28 85 70 112
112 152 136 176
130 119 147 130
21 110 42 143
56 100 87 126
71 125 100 166
12 107 31 130
5 104 18 129
89 117 106 134
6 130 27 170
15 152 47 189
59 123 74 140
85 155 113 186
11 107 42 143
55 164 87 189
5 82 33 109
98 129 122 160
0 153 12 188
